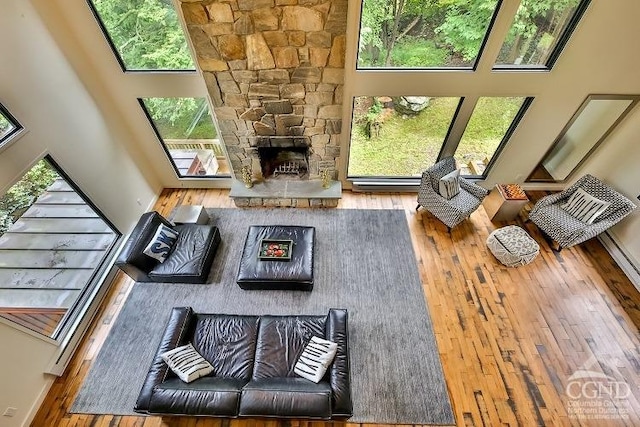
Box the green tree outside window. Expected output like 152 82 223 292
358 0 582 68
91 0 194 70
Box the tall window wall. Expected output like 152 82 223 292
88 0 230 178
0 157 119 339
348 0 590 180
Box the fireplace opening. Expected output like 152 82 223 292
259 147 309 179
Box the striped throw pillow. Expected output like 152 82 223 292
160 343 214 383
561 188 611 224
294 336 338 383
438 169 460 200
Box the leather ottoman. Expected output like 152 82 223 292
237 225 315 291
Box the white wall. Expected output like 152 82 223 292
583 107 640 271
0 1 160 426
477 0 640 188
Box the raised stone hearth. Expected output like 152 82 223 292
178 0 348 207
229 179 341 207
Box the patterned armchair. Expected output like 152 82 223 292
528 174 636 250
416 157 489 229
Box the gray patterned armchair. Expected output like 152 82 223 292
416 157 489 229
528 174 636 250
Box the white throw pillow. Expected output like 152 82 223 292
160 343 213 383
294 336 338 383
143 224 179 263
438 169 460 200
561 187 611 224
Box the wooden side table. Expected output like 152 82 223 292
483 184 529 221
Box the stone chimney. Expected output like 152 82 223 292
178 0 347 185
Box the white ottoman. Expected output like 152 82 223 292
487 225 539 267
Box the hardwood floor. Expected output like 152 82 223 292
32 189 640 427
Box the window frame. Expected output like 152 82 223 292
85 0 197 73
45 156 121 341
450 97 535 179
355 0 504 71
0 102 24 151
492 0 592 71
138 98 229 179
345 96 533 181
0 154 121 341
346 96 465 180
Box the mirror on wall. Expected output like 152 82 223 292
527 95 640 182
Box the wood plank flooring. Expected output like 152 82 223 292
31 189 640 427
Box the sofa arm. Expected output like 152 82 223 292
325 308 352 418
115 211 175 282
134 307 195 412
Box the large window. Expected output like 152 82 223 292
0 103 23 150
494 0 591 68
0 157 119 339
140 98 229 177
349 0 591 183
348 96 532 179
454 97 532 175
357 0 501 68
356 0 590 70
89 1 233 181
88 0 195 71
348 96 461 177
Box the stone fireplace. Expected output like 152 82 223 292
259 144 309 179
242 98 310 179
178 0 347 206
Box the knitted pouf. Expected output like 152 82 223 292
487 225 539 267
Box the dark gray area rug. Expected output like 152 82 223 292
71 208 455 425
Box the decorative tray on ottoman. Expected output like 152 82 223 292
258 239 293 261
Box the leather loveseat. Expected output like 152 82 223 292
134 307 352 420
115 211 220 284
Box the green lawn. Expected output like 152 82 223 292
347 97 525 177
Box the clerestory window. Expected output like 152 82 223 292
87 0 195 71
494 0 592 69
357 0 501 69
495 0 590 69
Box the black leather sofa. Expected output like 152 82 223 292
135 307 352 420
115 211 221 284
